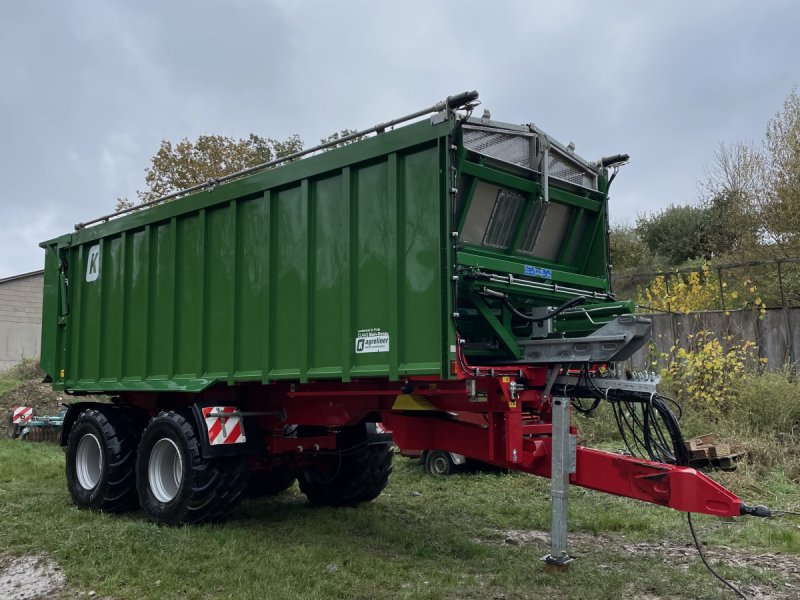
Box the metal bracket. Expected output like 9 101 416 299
542 363 562 399
518 315 651 364
430 110 449 125
554 374 660 395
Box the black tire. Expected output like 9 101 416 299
299 426 393 507
423 450 457 476
248 467 296 497
135 411 248 525
65 408 138 512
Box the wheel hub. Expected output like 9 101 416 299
431 454 450 475
75 433 102 490
148 438 183 503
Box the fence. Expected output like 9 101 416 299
612 257 800 313
610 258 800 371
626 307 800 372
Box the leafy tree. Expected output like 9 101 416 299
141 134 302 203
319 128 365 149
635 204 709 266
116 127 372 211
608 224 654 270
117 133 303 209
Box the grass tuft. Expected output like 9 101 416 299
1 441 799 599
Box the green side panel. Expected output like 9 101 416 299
124 229 148 379
400 147 443 374
235 195 270 377
352 161 391 376
310 174 348 376
39 245 59 378
77 244 100 384
204 205 235 376
99 235 124 381
271 185 306 379
174 215 202 378
148 222 175 379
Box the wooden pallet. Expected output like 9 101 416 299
684 434 743 471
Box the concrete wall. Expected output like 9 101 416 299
0 271 44 371
626 307 800 372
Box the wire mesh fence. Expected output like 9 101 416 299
611 258 800 371
611 257 800 313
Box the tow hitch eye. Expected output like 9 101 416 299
740 503 771 518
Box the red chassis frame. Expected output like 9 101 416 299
125 357 743 519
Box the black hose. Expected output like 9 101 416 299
561 369 688 465
609 395 688 465
502 295 587 323
688 513 748 599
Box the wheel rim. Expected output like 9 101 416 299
76 433 102 490
429 454 450 475
148 438 183 503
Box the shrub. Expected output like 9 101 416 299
638 264 718 313
661 331 760 420
733 370 800 436
637 264 769 316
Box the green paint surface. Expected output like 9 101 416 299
40 116 625 392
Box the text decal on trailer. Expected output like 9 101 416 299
355 328 390 353
86 245 100 282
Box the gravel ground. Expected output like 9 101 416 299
494 528 800 599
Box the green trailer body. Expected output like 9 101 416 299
41 119 455 392
40 110 626 395
39 95 759 553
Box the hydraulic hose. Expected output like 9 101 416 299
480 288 587 323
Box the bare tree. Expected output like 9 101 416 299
698 141 764 258
759 89 800 256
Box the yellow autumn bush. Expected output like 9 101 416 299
638 263 769 316
638 264 718 313
661 331 762 420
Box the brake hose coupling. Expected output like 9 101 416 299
740 503 771 518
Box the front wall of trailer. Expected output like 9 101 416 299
44 139 449 392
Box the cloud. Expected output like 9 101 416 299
1 0 799 277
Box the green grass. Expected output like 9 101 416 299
1 441 799 599
0 372 24 396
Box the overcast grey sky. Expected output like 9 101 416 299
1 0 798 278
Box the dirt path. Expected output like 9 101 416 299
0 554 106 600
494 529 800 599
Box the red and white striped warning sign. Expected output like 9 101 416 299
12 406 33 425
201 406 246 445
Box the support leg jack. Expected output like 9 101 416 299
542 553 574 571
542 395 576 571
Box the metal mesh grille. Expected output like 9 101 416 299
463 125 597 190
482 189 525 249
549 152 594 188
463 129 531 169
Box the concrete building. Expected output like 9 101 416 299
0 270 44 371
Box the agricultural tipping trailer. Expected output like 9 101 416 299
40 91 768 564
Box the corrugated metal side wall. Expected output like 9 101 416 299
49 139 449 392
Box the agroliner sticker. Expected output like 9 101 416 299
355 328 390 353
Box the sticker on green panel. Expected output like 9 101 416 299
86 245 100 282
524 265 551 279
355 328 390 353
